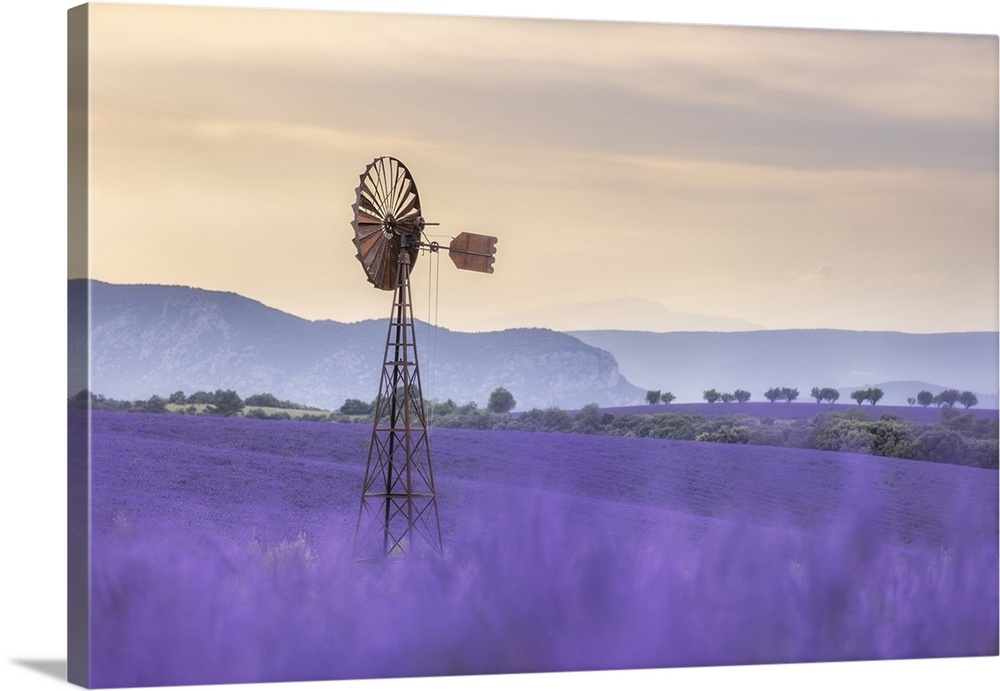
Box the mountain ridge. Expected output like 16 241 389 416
70 280 999 410
70 280 643 410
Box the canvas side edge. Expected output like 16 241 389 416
67 4 91 688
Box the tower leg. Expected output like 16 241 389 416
353 252 443 560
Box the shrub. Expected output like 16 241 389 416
697 425 751 444
511 407 572 433
206 389 244 417
868 417 915 459
245 393 283 408
141 395 168 414
916 427 970 465
571 404 604 434
187 391 215 404
340 399 374 415
812 418 876 454
429 399 458 416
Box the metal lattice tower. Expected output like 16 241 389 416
348 156 497 560
352 247 443 560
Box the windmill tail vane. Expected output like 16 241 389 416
348 156 498 561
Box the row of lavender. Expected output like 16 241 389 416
83 410 998 686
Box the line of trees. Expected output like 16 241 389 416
69 389 329 420
702 389 751 403
912 389 979 409
642 385 981 409
645 390 677 405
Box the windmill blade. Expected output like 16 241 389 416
448 232 497 274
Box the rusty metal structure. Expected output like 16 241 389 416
350 156 497 560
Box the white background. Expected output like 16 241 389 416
1 2 997 690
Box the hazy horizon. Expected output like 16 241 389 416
77 4 999 334
76 276 1000 335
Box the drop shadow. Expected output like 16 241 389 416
11 658 67 681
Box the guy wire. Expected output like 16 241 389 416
425 249 440 429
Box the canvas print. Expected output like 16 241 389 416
67 3 999 688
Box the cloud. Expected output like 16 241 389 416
84 5 999 333
798 265 834 282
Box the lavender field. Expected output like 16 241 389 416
83 409 998 687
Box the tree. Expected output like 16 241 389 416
245 393 283 408
907 397 916 406
703 389 721 403
187 390 215 405
660 391 676 404
959 391 979 409
68 389 93 409
487 387 516 413
733 389 751 403
764 387 782 403
868 388 884 405
720 392 735 403
207 389 243 417
917 390 934 407
430 399 458 416
167 391 186 405
850 389 868 405
340 398 373 415
811 387 839 404
646 390 662 405
935 389 960 408
780 387 799 403
142 395 167 414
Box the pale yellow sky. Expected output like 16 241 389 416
81 3 999 332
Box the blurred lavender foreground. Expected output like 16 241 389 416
86 410 998 687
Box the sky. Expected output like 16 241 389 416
77 3 998 334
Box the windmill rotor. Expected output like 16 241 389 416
351 156 423 291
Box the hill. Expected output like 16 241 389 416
572 329 999 406
69 280 642 410
70 280 998 411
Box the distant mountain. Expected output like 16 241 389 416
69 280 643 410
68 281 999 411
478 295 764 332
572 330 999 407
